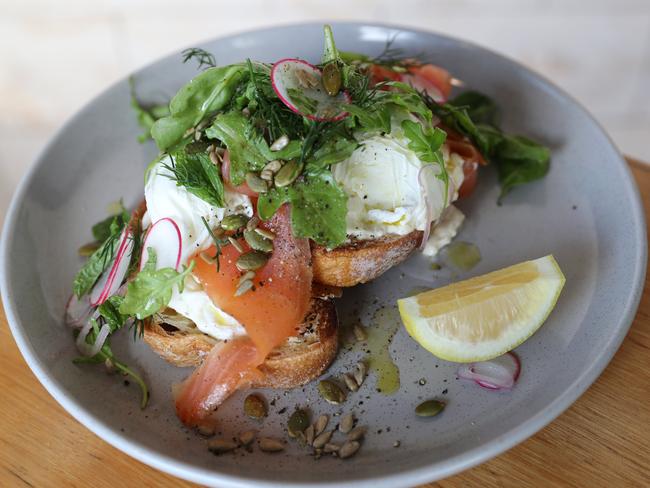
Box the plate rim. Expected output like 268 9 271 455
1 20 647 488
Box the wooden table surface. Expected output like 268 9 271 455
1 159 649 488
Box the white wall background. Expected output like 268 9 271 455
1 0 649 226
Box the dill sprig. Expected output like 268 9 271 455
182 47 217 70
201 216 227 271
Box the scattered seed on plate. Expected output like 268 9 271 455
353 362 367 387
415 399 446 417
239 430 256 446
338 441 360 459
246 216 260 231
254 227 276 240
353 325 367 341
314 414 329 436
347 426 366 442
312 430 333 449
259 437 285 452
270 134 289 151
318 380 346 405
228 236 244 253
208 438 238 454
197 424 215 437
239 271 255 284
304 424 315 446
343 373 358 392
234 279 254 297
263 159 282 173
244 393 267 420
287 408 310 438
339 413 354 434
393 441 401 448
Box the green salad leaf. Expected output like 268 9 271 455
129 78 170 143
257 171 347 248
306 138 358 172
428 90 550 200
97 295 129 332
119 249 195 320
206 111 301 185
151 64 247 152
73 214 127 298
162 149 225 207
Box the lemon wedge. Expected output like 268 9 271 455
398 255 565 362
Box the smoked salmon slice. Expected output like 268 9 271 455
174 205 312 427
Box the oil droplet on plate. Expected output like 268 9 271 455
446 241 481 271
365 306 401 395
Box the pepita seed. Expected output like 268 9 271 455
287 408 310 438
339 440 360 459
207 438 238 454
243 393 267 420
259 437 285 452
354 361 367 387
343 373 359 392
323 443 340 453
347 426 366 442
318 380 346 405
236 251 269 271
314 414 329 436
393 440 401 448
228 236 244 253
270 135 289 151
239 430 256 446
263 160 282 173
245 172 269 193
353 325 367 341
246 216 260 232
243 229 273 252
339 413 354 434
304 424 315 446
415 399 446 417
260 169 274 181
322 62 342 96
274 159 302 187
234 279 254 297
254 227 276 240
221 214 249 231
238 271 255 284
78 242 100 256
312 430 333 449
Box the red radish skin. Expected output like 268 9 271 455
271 58 351 122
89 229 134 306
221 151 257 196
140 217 182 271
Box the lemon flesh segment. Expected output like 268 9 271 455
398 255 565 363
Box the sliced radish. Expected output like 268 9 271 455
271 58 351 122
457 352 521 390
76 320 111 357
65 293 94 329
140 217 182 271
89 229 134 306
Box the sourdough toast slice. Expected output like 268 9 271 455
143 297 338 389
311 231 423 287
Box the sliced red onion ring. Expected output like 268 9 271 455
64 293 94 329
457 352 521 390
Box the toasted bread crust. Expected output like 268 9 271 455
311 231 423 287
143 298 338 389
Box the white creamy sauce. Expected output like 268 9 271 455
422 205 465 257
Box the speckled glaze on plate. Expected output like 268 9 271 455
0 22 646 488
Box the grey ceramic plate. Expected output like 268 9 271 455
1 22 646 488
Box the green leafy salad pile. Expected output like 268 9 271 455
71 25 550 408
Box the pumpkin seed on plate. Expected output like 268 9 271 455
245 172 269 193
244 393 267 420
244 229 273 252
322 62 342 96
274 159 302 187
318 380 346 405
287 409 310 437
415 399 446 417
221 214 249 231
236 251 269 271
